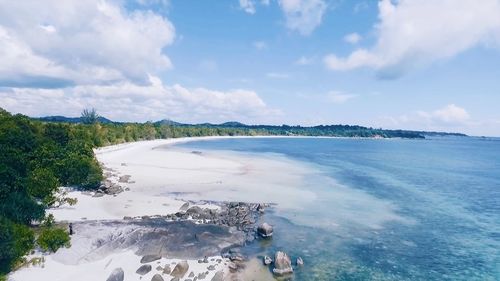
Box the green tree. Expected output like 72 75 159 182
37 227 70 253
80 108 100 124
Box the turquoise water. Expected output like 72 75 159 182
177 137 500 280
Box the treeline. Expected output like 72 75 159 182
0 109 102 278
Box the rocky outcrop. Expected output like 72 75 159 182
257 222 273 238
106 268 124 281
136 264 152 275
273 251 293 275
141 254 161 263
170 261 189 278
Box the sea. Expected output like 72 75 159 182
176 136 500 281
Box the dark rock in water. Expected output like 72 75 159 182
156 266 163 271
106 268 124 281
186 206 203 215
211 271 224 281
263 255 272 265
180 202 190 211
207 265 215 271
202 256 209 263
170 278 180 281
163 265 172 274
136 264 152 275
257 222 273 238
273 251 293 275
297 257 304 266
141 254 161 263
151 274 164 281
198 272 207 279
170 260 189 278
189 272 195 277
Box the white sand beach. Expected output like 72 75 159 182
9 136 320 281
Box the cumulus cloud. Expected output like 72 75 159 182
417 104 470 124
326 91 357 104
324 0 500 77
0 0 175 87
278 0 327 35
0 76 280 124
344 32 362 44
382 104 472 133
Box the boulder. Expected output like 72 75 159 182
272 251 293 275
106 268 124 281
141 254 162 263
163 265 172 274
170 260 189 278
136 264 152 275
179 202 190 211
151 274 164 281
211 271 224 281
257 223 273 238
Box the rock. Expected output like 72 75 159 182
263 256 272 266
189 272 195 277
211 271 224 281
186 206 203 215
197 272 207 280
179 202 190 211
203 256 209 263
297 257 304 266
156 266 163 271
257 223 273 238
207 265 215 271
136 264 152 275
118 175 131 183
170 260 189 278
106 268 124 281
272 251 293 275
170 278 180 281
163 265 172 274
141 254 162 263
228 262 238 272
151 274 164 281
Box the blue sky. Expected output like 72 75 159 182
1 0 500 136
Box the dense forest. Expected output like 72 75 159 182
0 108 467 279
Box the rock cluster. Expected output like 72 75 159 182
261 251 304 277
158 201 269 243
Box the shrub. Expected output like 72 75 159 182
37 227 70 253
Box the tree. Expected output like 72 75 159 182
80 108 100 124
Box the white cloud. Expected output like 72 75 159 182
324 0 500 77
278 0 327 35
418 104 470 124
0 76 280 124
253 41 267 50
0 0 175 86
326 91 357 104
266 72 290 79
381 104 472 133
239 0 256 14
295 56 314 65
344 32 362 44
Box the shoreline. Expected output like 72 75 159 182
10 136 309 281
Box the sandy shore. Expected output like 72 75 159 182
10 136 320 281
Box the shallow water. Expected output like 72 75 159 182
177 137 500 281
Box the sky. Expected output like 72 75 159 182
1 0 500 136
